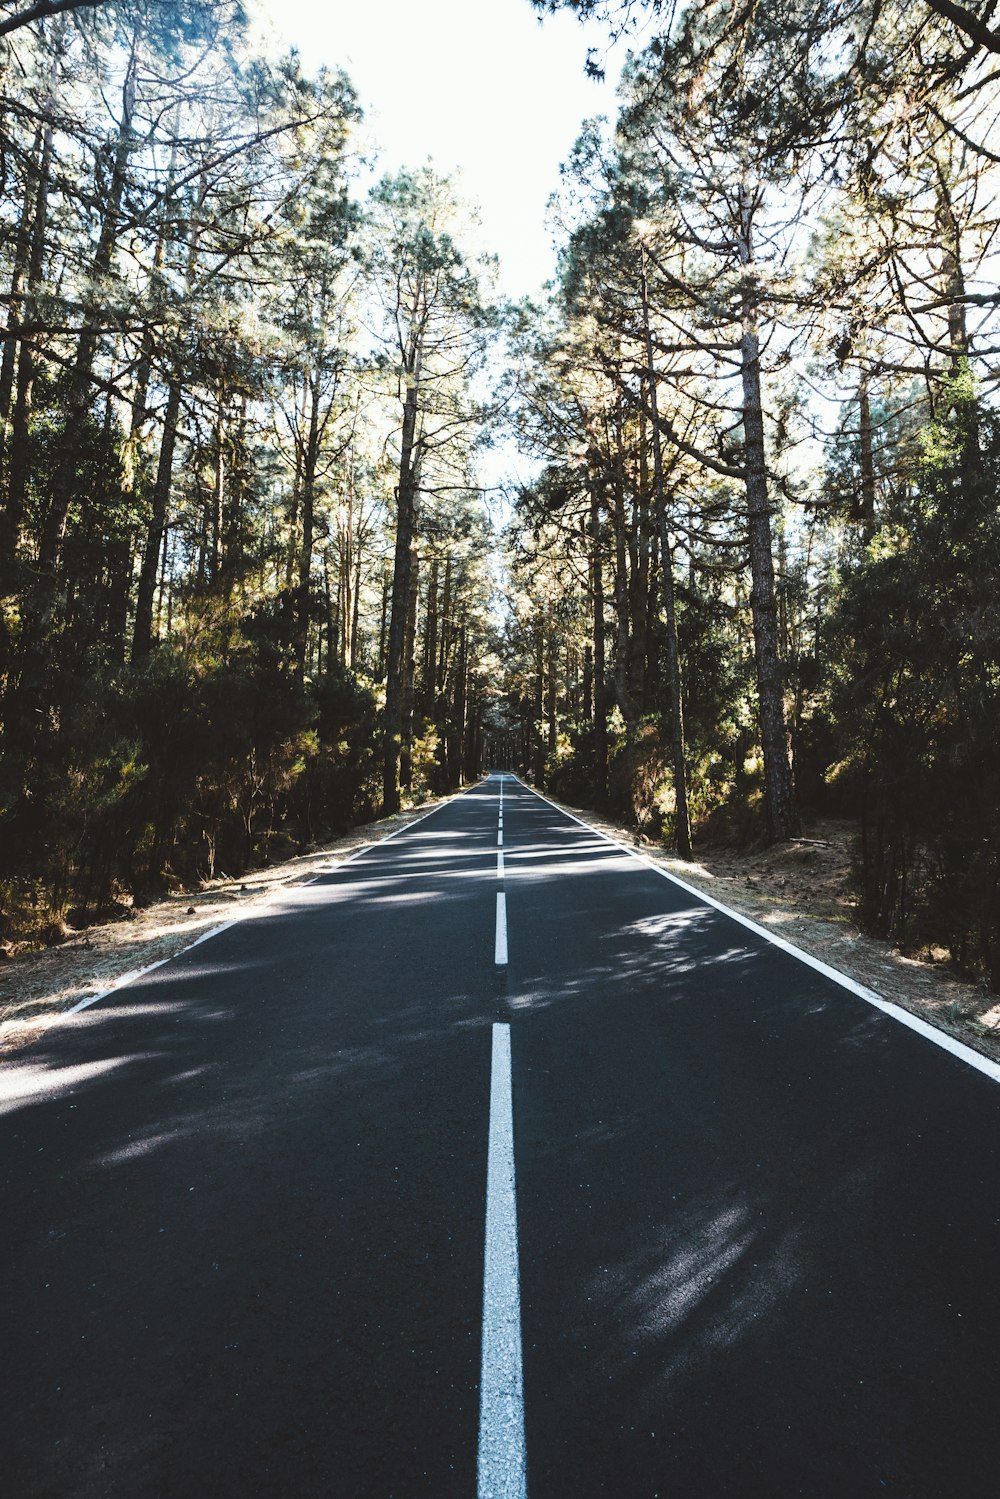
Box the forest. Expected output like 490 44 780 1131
2 0 1000 993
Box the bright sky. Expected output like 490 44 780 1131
255 0 627 300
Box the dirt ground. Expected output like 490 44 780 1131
3 784 999 1067
0 797 449 1056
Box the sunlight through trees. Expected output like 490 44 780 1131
3 0 1000 990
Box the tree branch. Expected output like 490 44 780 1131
0 0 108 39
923 0 1000 53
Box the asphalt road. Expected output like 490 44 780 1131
3 775 1000 1497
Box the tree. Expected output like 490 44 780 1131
365 167 497 812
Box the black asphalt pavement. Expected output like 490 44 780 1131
3 776 1000 1497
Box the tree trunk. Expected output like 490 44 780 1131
641 250 692 857
438 555 452 692
210 408 225 585
351 544 362 672
422 555 439 711
533 621 545 785
400 547 419 790
383 354 422 812
295 373 321 678
858 373 876 537
222 394 247 610
630 389 651 708
546 616 557 759
322 549 334 676
936 177 970 373
0 127 42 445
132 374 182 660
590 476 608 805
454 622 468 787
341 464 355 668
736 183 798 842
609 410 638 735
377 567 389 681
285 384 306 593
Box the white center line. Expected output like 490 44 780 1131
477 1022 527 1499
495 892 508 966
497 828 503 848
497 850 504 880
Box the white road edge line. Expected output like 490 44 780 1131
512 777 1000 1088
66 922 239 1014
59 784 480 1021
495 892 508 966
477 1022 528 1499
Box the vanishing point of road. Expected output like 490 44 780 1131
3 775 1000 1497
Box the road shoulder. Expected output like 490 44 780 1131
0 795 454 1055
527 783 1000 1069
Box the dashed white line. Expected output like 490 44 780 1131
497 828 503 848
477 1022 527 1499
497 850 504 880
495 892 508 966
